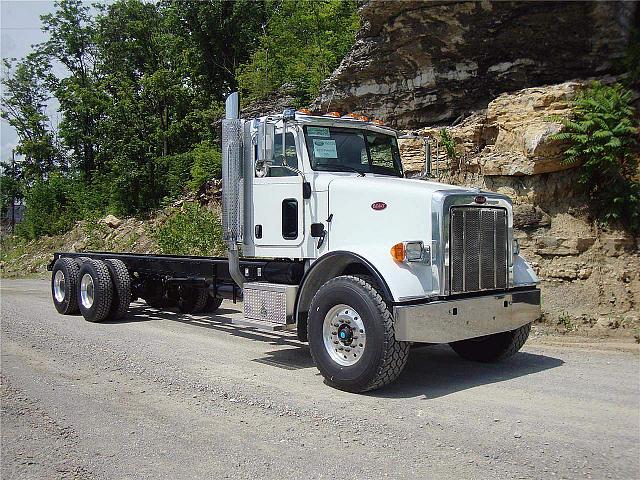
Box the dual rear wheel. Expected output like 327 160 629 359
51 257 131 322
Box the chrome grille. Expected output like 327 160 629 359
450 207 508 294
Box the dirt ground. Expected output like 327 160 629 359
1 279 638 480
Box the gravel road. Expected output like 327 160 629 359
1 279 638 480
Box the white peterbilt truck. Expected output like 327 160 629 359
49 92 540 392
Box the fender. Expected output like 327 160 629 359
294 250 393 325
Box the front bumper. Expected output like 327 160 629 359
393 288 541 343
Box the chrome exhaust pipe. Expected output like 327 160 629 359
222 92 246 289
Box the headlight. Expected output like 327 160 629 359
405 241 425 261
390 241 430 263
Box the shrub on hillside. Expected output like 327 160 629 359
153 202 223 256
552 82 639 233
155 142 222 199
16 174 98 239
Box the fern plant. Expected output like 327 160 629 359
439 128 458 160
552 82 639 233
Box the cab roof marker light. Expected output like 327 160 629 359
297 108 312 115
371 119 385 125
324 111 341 118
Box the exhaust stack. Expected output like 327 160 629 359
222 92 246 289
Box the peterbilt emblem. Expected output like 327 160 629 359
371 202 387 211
474 195 487 204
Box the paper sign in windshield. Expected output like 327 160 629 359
313 139 338 158
307 127 330 137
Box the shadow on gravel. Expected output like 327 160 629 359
114 303 305 348
373 344 564 400
111 303 315 370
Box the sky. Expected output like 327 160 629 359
1 0 60 164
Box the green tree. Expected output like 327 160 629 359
0 160 23 224
40 0 103 180
161 0 269 100
1 54 60 181
553 82 639 232
237 0 359 105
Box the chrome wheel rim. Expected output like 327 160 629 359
322 304 366 366
80 273 95 309
54 270 66 302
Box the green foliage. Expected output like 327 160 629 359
237 0 359 105
552 82 639 233
439 128 458 160
557 312 574 331
155 142 222 199
1 55 61 181
16 174 85 239
0 161 23 218
153 202 224 256
188 143 222 191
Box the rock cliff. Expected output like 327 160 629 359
314 1 637 128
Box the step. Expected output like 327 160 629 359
231 317 295 332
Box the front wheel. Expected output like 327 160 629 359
449 323 532 362
307 275 410 393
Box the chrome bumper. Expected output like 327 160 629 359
393 289 541 343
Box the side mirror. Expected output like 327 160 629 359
256 120 275 177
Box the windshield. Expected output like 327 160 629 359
304 126 403 177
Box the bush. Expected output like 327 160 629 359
155 142 222 200
188 142 221 191
17 174 86 239
552 82 639 233
153 202 224 256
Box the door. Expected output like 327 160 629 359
252 129 304 247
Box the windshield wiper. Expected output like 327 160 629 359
315 165 365 177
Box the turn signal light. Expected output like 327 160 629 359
325 111 341 118
390 243 405 262
390 241 428 263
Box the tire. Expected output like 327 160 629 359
143 280 168 309
204 295 224 313
51 258 80 315
77 259 114 323
449 323 532 362
104 258 131 320
177 287 208 314
307 275 410 393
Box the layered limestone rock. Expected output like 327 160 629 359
314 1 636 128
399 80 583 183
